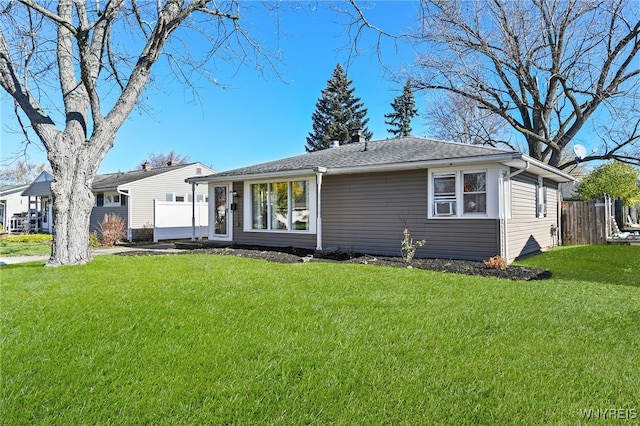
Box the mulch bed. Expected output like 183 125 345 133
117 245 551 281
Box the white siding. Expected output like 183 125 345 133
121 163 213 231
1 190 29 229
507 173 560 260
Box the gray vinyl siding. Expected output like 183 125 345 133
507 172 559 260
227 169 519 260
120 164 212 239
231 182 317 249
321 171 499 260
90 205 128 233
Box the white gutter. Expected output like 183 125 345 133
117 188 132 241
508 160 530 178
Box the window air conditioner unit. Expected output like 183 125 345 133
435 201 455 216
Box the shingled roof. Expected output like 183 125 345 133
92 163 199 190
22 163 205 196
187 136 575 183
192 137 520 180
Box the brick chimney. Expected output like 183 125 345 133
351 127 363 143
142 161 152 171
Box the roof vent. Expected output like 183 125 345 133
142 161 152 171
330 140 340 148
166 161 173 167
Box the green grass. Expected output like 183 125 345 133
0 234 52 257
1 246 639 424
515 244 640 286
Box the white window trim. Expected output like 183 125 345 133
104 192 121 207
243 176 317 234
536 177 548 218
428 167 502 219
165 193 188 202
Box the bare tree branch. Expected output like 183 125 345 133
0 0 283 265
18 0 77 35
401 0 640 169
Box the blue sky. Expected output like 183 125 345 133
1 2 429 175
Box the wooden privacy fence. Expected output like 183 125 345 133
561 196 612 245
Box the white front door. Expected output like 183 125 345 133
209 184 232 241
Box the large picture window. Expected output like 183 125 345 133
249 180 310 231
431 170 487 217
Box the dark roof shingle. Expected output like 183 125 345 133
208 137 517 178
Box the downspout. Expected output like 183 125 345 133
557 187 563 247
503 160 530 261
117 188 131 241
499 171 508 260
315 167 327 252
191 182 196 241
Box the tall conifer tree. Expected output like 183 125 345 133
385 80 418 137
305 64 372 152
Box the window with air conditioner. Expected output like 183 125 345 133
433 173 457 216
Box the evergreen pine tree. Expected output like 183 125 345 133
385 80 418 137
305 64 373 152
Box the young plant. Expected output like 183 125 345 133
88 231 101 249
401 228 426 264
484 255 508 270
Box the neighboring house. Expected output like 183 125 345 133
22 162 215 241
16 171 54 233
0 183 31 232
187 136 574 262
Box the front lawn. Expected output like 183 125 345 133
1 246 638 424
0 234 52 257
514 244 639 286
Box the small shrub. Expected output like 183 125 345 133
0 233 52 243
401 228 426 264
99 214 126 247
89 231 101 248
134 224 154 242
484 255 508 270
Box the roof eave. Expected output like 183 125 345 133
503 155 576 182
186 168 323 184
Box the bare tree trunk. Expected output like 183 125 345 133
48 160 95 266
46 130 105 266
